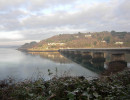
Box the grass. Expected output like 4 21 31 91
0 70 130 100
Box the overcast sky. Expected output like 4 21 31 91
0 0 129 46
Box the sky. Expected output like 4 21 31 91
0 0 129 46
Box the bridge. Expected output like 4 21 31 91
59 48 130 74
59 48 130 53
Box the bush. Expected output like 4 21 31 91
0 70 130 100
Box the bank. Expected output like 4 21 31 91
0 69 130 100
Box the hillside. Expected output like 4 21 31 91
18 41 37 51
19 31 130 51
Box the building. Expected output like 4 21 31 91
101 41 106 43
75 36 79 38
48 43 65 46
115 42 124 45
85 34 92 37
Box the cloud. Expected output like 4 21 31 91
0 0 26 11
0 31 24 40
28 0 77 11
0 40 40 46
0 0 129 45
19 0 130 32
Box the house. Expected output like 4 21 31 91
115 42 124 45
75 36 79 38
48 43 65 46
101 41 106 43
85 34 92 37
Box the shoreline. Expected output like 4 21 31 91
17 47 130 53
17 49 59 52
0 69 129 100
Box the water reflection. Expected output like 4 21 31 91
61 52 105 73
0 48 98 81
60 51 129 75
28 52 72 64
0 48 129 81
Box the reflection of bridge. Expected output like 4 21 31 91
59 48 129 74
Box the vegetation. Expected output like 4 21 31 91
111 31 127 39
18 41 37 51
0 70 129 100
103 36 110 43
18 31 130 51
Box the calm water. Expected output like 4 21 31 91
0 48 98 81
0 48 129 81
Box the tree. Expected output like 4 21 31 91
104 36 110 43
93 41 97 46
111 30 116 34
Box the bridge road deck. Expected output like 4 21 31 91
59 48 130 53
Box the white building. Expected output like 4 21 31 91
115 42 124 45
85 35 92 37
48 43 65 46
101 41 106 43
75 36 79 38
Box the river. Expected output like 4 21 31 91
0 48 129 81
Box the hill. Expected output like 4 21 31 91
18 41 37 51
19 31 130 51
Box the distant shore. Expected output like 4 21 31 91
28 50 58 52
17 47 130 53
17 48 58 52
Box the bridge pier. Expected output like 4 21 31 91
91 52 105 71
80 52 92 64
92 52 105 62
111 53 125 61
106 53 127 75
